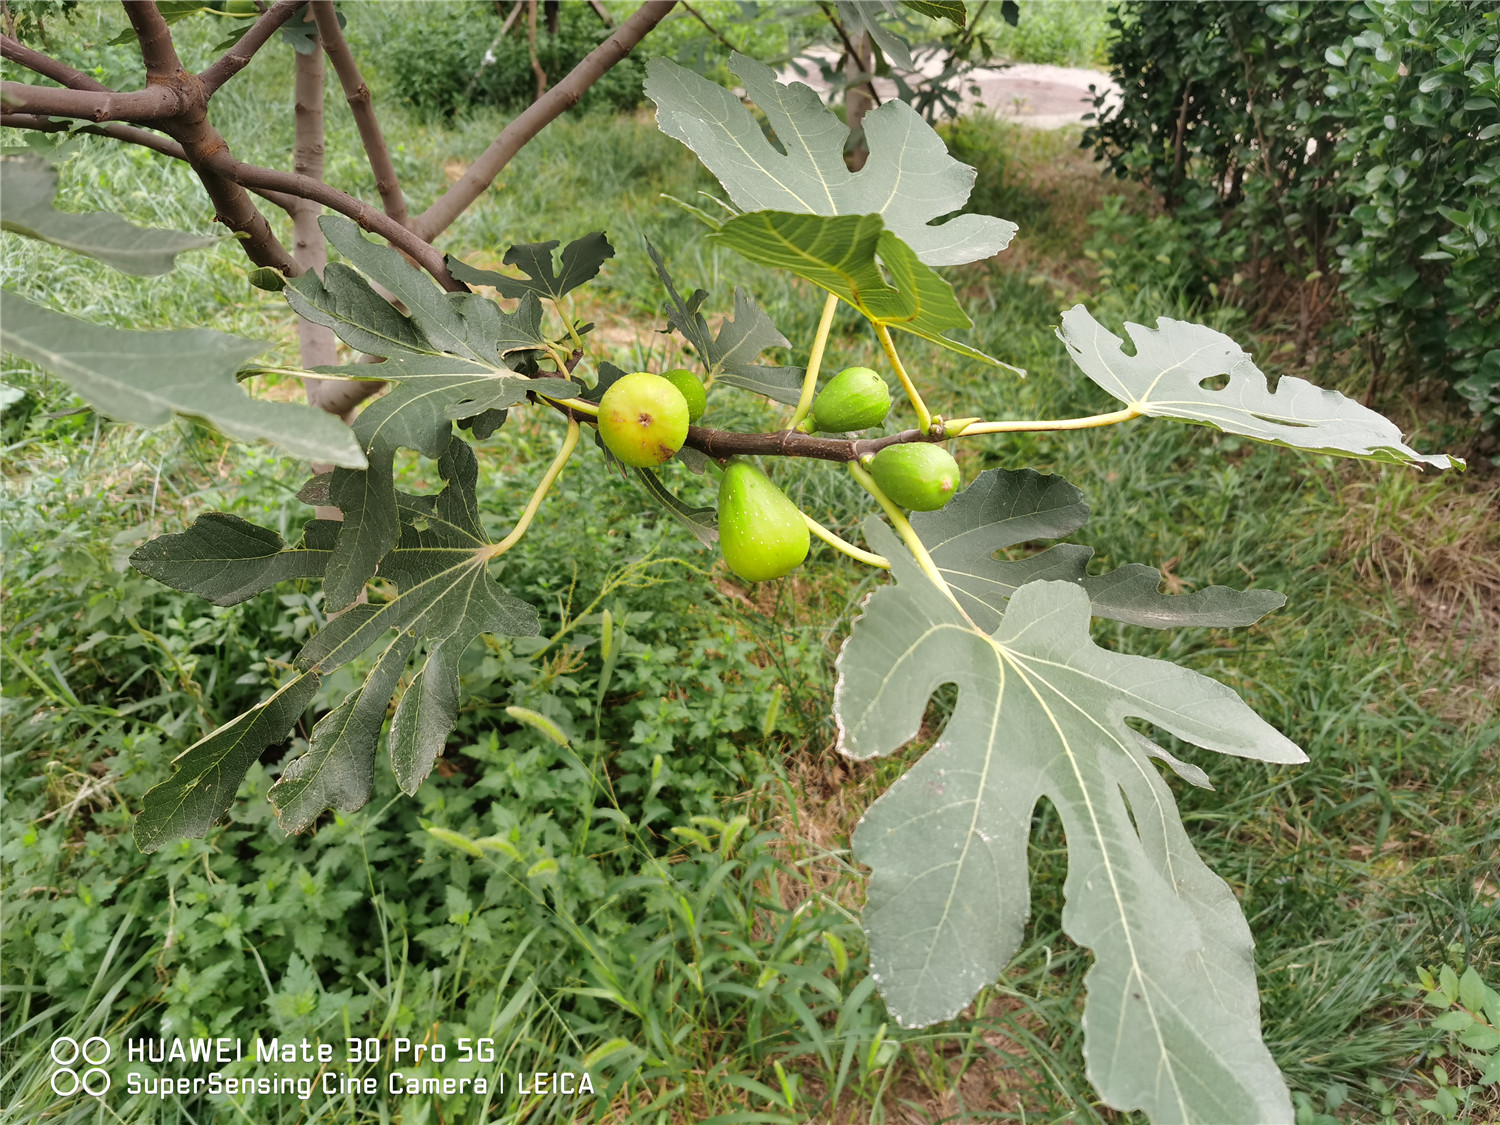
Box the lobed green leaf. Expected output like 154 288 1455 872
835 518 1304 1121
0 291 365 467
1 155 219 276
713 211 1003 366
646 53 1015 267
135 672 320 853
1058 306 1462 470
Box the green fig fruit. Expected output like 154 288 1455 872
869 443 962 511
597 371 690 467
717 460 810 582
809 366 891 432
659 367 707 423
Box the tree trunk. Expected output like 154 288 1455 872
844 32 874 172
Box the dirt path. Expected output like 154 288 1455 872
778 48 1119 129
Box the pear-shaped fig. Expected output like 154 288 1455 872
659 367 707 422
717 460 810 582
869 443 961 511
809 366 891 432
597 372 690 467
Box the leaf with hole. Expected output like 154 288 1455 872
1058 307 1461 470
646 52 1015 267
835 515 1305 1121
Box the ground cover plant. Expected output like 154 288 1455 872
2 3 1497 1123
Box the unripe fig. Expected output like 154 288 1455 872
869 443 962 511
659 368 707 423
597 372 690 467
717 460 810 582
809 366 891 432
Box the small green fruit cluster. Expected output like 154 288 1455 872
595 361 961 582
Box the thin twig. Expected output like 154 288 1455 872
0 33 110 91
526 0 548 101
411 0 676 242
217 156 461 289
198 0 304 96
311 0 407 226
679 1 740 55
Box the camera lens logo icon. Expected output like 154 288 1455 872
50 1037 111 1097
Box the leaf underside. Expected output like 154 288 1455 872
713 210 1003 366
0 290 365 468
1 154 219 275
834 481 1304 1121
911 467 1286 630
645 52 1015 267
1058 306 1461 470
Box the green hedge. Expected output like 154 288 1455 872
369 1 646 119
1086 1 1500 430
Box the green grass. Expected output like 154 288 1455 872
4 12 1498 1125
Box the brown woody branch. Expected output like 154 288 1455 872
0 33 110 91
198 0 304 97
411 0 677 242
311 0 407 226
682 423 947 463
125 3 183 80
214 156 461 289
0 80 180 120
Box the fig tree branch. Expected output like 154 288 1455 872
124 3 182 80
411 0 677 242
208 155 462 289
0 33 110 91
199 0 304 97
311 0 407 226
0 79 179 120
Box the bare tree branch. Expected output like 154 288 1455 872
0 80 179 120
198 0 304 97
1 112 299 211
683 423 949 463
411 0 677 242
218 156 462 290
288 33 349 425
1 33 111 91
311 0 407 226
2 111 180 156
526 0 548 102
124 3 184 80
678 1 740 55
